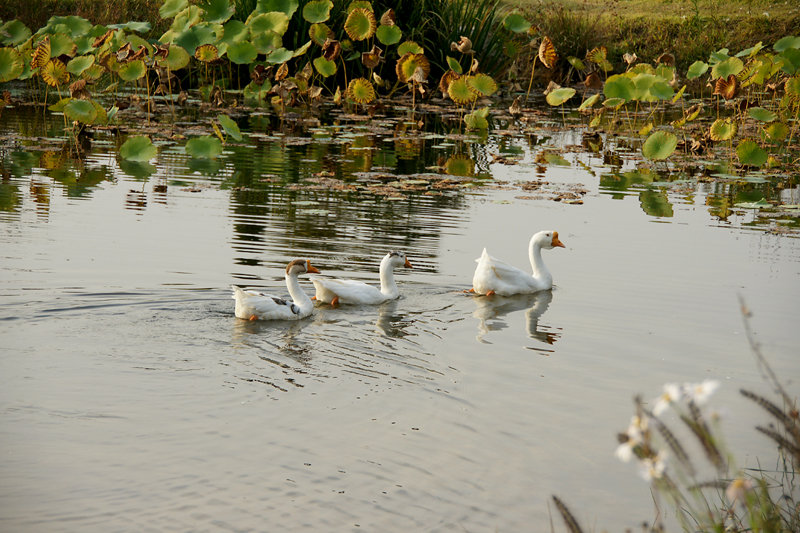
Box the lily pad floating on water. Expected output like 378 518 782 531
185 136 223 159
733 199 771 209
120 136 158 162
642 131 678 160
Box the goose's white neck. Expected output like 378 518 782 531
528 236 553 287
378 255 400 299
286 271 314 313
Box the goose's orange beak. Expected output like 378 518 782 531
306 261 321 274
404 258 413 268
552 232 565 248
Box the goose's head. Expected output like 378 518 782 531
386 251 413 269
536 231 565 250
286 259 321 276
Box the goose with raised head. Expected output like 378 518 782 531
470 230 565 296
311 251 413 305
231 259 320 320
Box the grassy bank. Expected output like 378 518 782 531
516 0 800 72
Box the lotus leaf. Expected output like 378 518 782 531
649 81 674 100
243 80 271 101
734 199 771 209
197 0 234 24
445 155 474 176
0 20 32 46
82 64 105 80
711 56 744 80
257 0 299 16
448 77 478 105
348 1 373 13
0 48 24 83
90 100 108 125
467 73 497 96
293 41 312 57
632 73 658 102
464 110 488 130
175 23 218 55
578 93 601 111
602 97 625 108
544 154 570 166
344 8 377 41
108 22 152 33
66 55 95 76
160 45 190 69
160 0 189 19
266 48 293 64
773 35 800 52
313 56 336 77
186 136 223 159
642 130 677 160
42 16 92 38
545 87 575 106
376 25 402 46
736 41 764 58
195 44 219 62
672 85 686 103
567 57 585 71
252 31 283 54
217 114 242 141
32 37 51 70
446 57 463 75
347 78 375 104
396 53 429 83
121 136 158 161
538 36 556 69
118 60 146 81
248 12 290 37
309 23 334 45
762 122 789 142
397 41 423 56
748 107 777 122
503 13 531 33
303 0 334 23
686 61 709 79
736 140 767 168
64 99 97 124
709 119 737 141
603 75 635 102
220 20 248 45
779 49 800 75
41 58 69 87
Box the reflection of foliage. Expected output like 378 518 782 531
638 189 673 218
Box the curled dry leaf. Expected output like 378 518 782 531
69 79 92 100
656 53 675 67
450 36 473 54
93 29 114 48
543 80 561 95
623 53 638 66
116 42 133 62
154 43 170 60
439 70 460 96
538 36 556 69
586 46 607 64
582 71 603 90
470 58 479 74
380 9 396 26
508 96 522 116
410 66 427 84
250 64 270 85
322 38 341 61
275 62 289 81
714 74 738 100
361 45 383 69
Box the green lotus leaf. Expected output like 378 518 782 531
82 64 104 80
376 25 402 46
344 8 376 41
160 0 189 18
348 1 373 13
762 121 789 142
672 84 686 103
73 36 95 55
243 80 271 101
218 114 242 141
464 111 488 130
164 6 203 38
107 21 152 33
313 56 337 77
773 35 800 52
603 74 636 102
49 33 76 57
0 20 32 46
567 56 585 71
160 44 190 69
64 98 97 124
711 56 744 80
642 130 677 160
467 73 497 96
257 0 300 17
709 48 730 64
735 42 764 58
186 136 223 159
736 140 767 167
227 41 257 64
309 23 334 46
602 97 625 108
748 107 777 122
175 23 219 56
546 87 576 106
447 77 477 105
778 49 800 75
0 47 24 83
654 65 674 80
303 0 334 23
503 13 531 33
266 47 292 64
118 59 146 81
248 12 290 37
197 0 234 24
397 41 423 56
347 77 375 104
446 56 462 75
709 118 737 141
252 31 282 54
650 81 674 100
220 20 248 46
66 55 95 75
686 61 709 80
89 100 107 125
632 73 658 102
786 76 800 102
120 136 158 162
42 16 92 38
48 98 72 112
292 40 312 57
630 63 655 75
578 93 601 111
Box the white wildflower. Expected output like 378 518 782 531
653 383 683 416
615 415 648 463
640 450 668 481
685 379 720 405
725 478 753 506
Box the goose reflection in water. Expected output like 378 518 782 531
472 290 559 345
375 298 414 338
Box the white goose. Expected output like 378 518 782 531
311 251 413 305
231 259 320 320
470 230 565 296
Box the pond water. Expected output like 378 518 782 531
1 103 799 532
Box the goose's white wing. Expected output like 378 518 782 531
231 286 302 320
472 249 539 296
311 276 387 305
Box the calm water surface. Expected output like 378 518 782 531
1 105 798 532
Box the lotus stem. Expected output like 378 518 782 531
525 56 537 102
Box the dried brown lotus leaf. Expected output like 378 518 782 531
713 74 738 100
380 9 396 26
538 36 556 69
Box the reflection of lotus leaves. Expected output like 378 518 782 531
445 155 474 177
40 151 64 170
395 138 421 160
187 157 223 176
119 160 157 181
639 189 673 218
